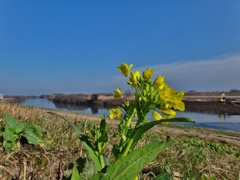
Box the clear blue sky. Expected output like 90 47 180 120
1 1 240 95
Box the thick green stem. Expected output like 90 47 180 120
126 108 136 128
99 154 105 169
118 138 133 159
97 143 105 169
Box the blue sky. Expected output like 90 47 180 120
1 1 240 95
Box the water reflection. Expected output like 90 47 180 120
218 114 226 122
54 102 88 110
53 102 103 114
91 106 98 114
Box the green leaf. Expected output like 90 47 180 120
15 122 28 134
23 129 41 145
48 111 102 172
157 117 195 123
91 173 104 180
3 114 17 128
71 163 80 180
130 117 194 150
92 139 170 180
97 115 109 156
152 172 173 180
28 125 43 138
3 127 16 142
99 115 108 143
3 141 15 153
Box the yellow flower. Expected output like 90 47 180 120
174 91 184 102
153 76 165 90
152 111 162 120
143 68 154 80
173 101 185 111
172 91 185 111
128 71 141 86
159 88 185 111
159 87 175 101
117 63 133 77
109 107 122 119
160 106 176 118
114 88 123 99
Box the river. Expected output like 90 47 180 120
20 98 240 132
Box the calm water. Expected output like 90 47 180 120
20 98 240 132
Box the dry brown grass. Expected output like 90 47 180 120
0 102 240 179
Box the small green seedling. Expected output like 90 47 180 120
0 114 43 153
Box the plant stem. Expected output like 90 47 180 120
119 138 133 158
99 154 105 169
97 142 105 169
126 108 136 128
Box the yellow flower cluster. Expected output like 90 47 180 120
114 88 123 99
153 76 167 90
159 86 185 111
128 71 141 86
152 85 185 120
117 63 133 77
143 68 154 80
111 63 185 123
109 107 122 119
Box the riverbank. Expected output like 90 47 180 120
7 96 240 115
184 100 240 115
3 92 240 116
0 102 240 179
51 92 240 115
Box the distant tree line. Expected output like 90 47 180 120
51 93 129 107
52 94 91 105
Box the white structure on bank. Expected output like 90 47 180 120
0 94 3 101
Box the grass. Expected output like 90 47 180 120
0 102 240 179
161 123 240 138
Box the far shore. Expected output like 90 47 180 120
3 92 240 115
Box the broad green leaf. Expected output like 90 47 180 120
28 125 43 138
92 139 170 180
3 114 17 128
130 117 194 150
91 173 104 180
3 141 15 153
71 163 80 180
48 112 102 172
3 127 16 142
15 122 28 134
23 129 41 145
